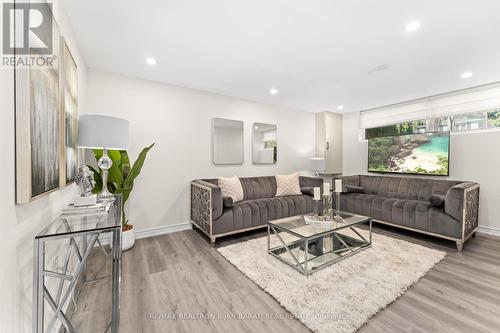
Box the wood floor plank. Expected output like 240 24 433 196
70 224 500 333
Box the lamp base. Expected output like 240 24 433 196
97 149 115 202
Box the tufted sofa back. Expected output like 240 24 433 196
359 175 462 202
203 176 277 200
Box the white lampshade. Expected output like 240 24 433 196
77 114 130 150
308 157 325 173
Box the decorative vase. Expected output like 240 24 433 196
122 225 135 251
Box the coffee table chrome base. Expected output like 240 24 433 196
267 219 372 277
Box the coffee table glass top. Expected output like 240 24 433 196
268 212 370 238
267 211 372 276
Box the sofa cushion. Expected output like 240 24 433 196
344 185 365 193
339 191 462 238
275 173 301 196
218 176 244 202
212 195 315 235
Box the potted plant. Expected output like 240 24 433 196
88 143 155 251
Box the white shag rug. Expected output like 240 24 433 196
217 228 445 333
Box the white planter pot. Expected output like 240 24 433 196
122 226 135 251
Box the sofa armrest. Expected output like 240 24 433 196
445 182 480 232
191 180 223 236
299 176 323 193
340 175 360 192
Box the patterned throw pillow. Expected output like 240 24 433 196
218 176 244 203
275 173 301 196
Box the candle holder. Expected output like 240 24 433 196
313 198 322 215
334 192 342 221
322 193 332 215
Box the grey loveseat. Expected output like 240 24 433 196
191 176 323 244
339 175 480 251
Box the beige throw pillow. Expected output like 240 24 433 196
218 176 244 203
275 173 301 196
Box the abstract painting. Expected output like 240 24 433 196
15 9 79 203
29 55 61 197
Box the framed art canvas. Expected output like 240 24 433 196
62 41 78 184
14 3 78 203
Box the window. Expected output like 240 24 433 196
449 112 486 132
432 117 450 132
366 109 500 139
264 139 277 163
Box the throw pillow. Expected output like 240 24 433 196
301 187 314 196
275 173 301 196
222 197 233 208
344 185 365 194
429 194 446 207
218 176 244 203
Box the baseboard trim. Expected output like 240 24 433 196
477 225 500 238
99 222 193 245
135 222 193 240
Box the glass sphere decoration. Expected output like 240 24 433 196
97 155 113 170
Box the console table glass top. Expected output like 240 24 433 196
36 201 120 239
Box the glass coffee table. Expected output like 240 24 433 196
267 212 372 276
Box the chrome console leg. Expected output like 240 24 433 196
111 228 122 333
33 238 45 333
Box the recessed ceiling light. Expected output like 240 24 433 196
405 21 421 32
145 57 157 65
254 126 259 130
269 88 278 95
337 105 344 110
461 71 473 79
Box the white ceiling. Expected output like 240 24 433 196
63 0 500 113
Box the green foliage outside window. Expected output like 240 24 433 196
365 120 427 139
264 139 277 163
487 109 500 128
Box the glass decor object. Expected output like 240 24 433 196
252 123 277 164
77 115 130 199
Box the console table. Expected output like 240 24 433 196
33 196 122 333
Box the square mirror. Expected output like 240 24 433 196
212 118 244 165
253 123 277 164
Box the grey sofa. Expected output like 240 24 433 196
191 176 323 244
339 175 480 251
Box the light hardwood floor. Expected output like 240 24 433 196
71 224 500 333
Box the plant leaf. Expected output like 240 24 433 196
123 143 155 190
120 150 131 180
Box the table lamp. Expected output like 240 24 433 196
77 114 130 199
308 157 325 176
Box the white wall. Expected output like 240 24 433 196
85 69 316 231
343 111 500 233
0 2 87 332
